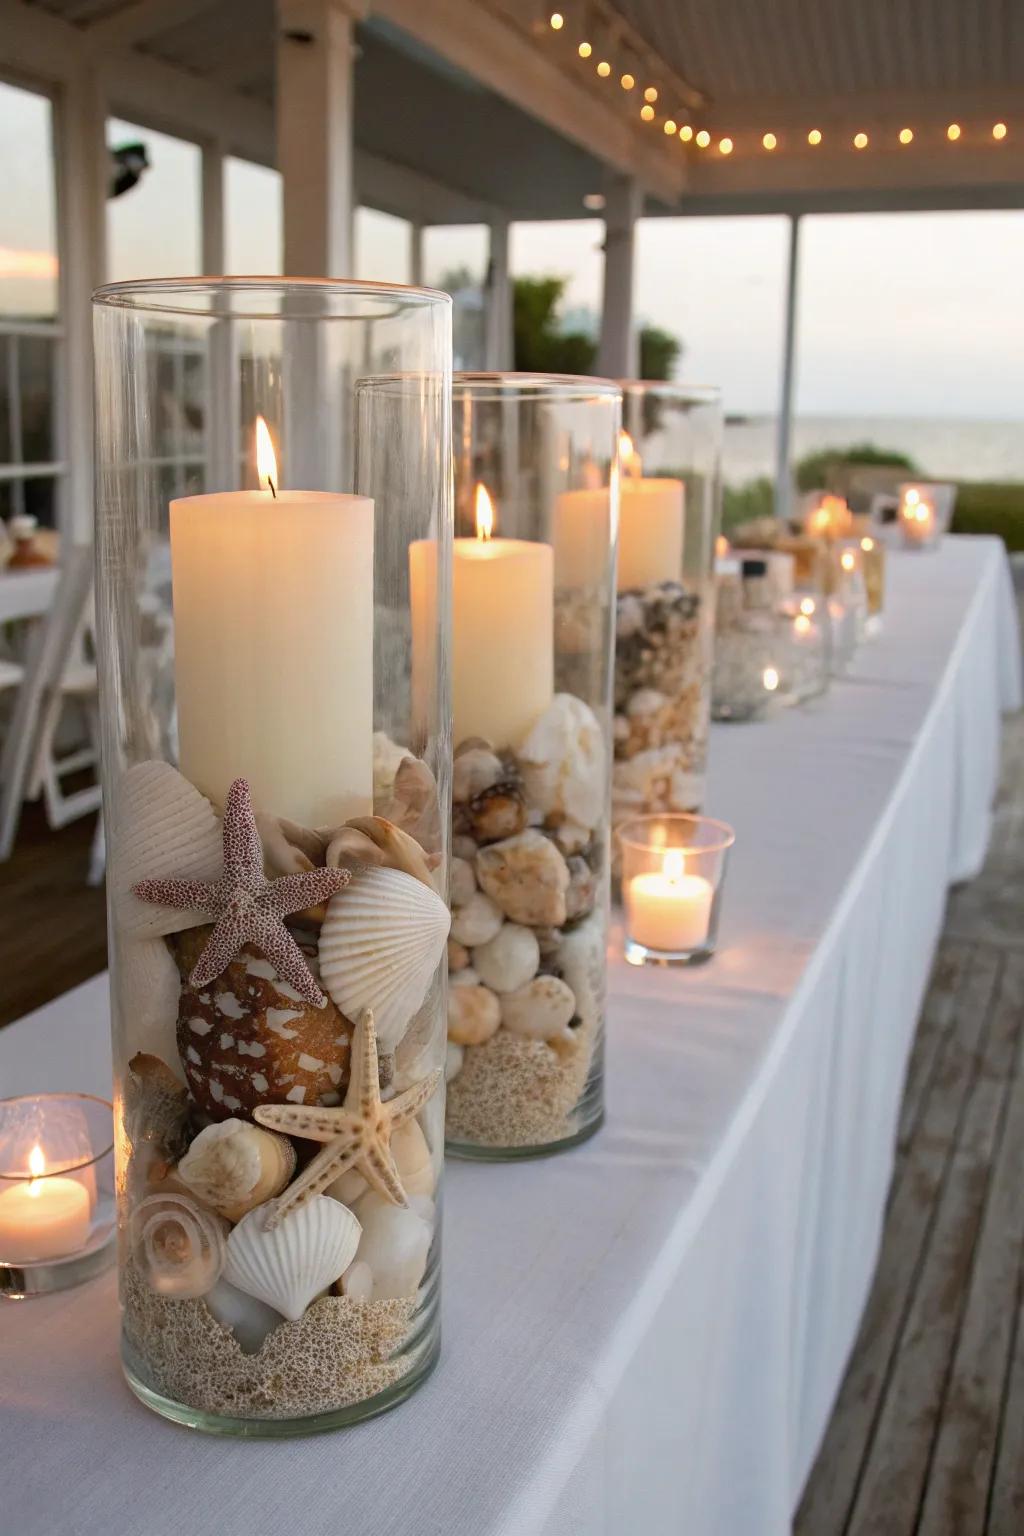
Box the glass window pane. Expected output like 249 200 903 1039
107 118 201 282
354 208 412 284
636 215 789 526
0 82 58 320
19 335 55 463
510 219 604 373
423 225 489 371
0 335 10 459
24 474 56 527
795 211 1024 485
225 158 282 274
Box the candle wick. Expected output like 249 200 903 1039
268 476 277 500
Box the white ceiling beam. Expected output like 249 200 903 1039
88 0 220 50
370 0 687 206
695 87 1021 134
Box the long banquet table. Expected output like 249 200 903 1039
1 536 1019 1536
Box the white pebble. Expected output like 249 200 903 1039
448 983 501 1046
473 923 541 994
445 1041 465 1082
500 975 577 1043
450 889 504 947
450 856 477 906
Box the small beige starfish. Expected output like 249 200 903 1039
254 1009 440 1230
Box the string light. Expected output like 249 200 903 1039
578 40 591 58
762 132 777 150
853 131 868 148
695 129 710 147
664 119 677 134
679 124 693 141
620 72 634 89
644 85 658 103
719 137 733 155
899 127 913 144
947 122 961 140
640 104 655 122
597 59 611 76
993 121 1008 139
549 11 563 29
808 128 822 145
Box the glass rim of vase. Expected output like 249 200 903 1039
0 1092 114 1182
453 370 621 403
92 274 452 320
618 380 722 402
616 812 736 857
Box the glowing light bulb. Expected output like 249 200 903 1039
620 72 635 90
854 132 868 149
808 128 822 145
578 40 591 58
696 129 710 148
640 104 655 122
644 86 658 103
664 119 677 135
993 121 1008 140
679 124 693 141
719 137 733 155
947 122 961 141
597 60 610 76
763 132 777 150
549 11 563 28
899 127 913 144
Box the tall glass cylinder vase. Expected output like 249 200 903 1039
93 279 452 1435
441 373 619 1159
614 383 723 826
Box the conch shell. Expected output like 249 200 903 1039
223 1194 362 1321
177 1119 297 1222
131 1192 227 1298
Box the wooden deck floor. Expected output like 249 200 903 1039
796 706 1024 1536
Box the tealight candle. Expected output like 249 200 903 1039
0 1145 92 1262
618 814 735 965
627 851 713 952
900 487 937 547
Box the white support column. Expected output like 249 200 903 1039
775 213 802 521
202 142 240 491
484 212 513 371
56 65 107 545
276 0 360 276
410 221 424 287
597 174 641 380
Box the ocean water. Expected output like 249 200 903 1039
723 415 1024 488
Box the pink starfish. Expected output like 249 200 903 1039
133 777 350 1007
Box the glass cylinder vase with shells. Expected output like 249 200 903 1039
613 383 723 827
439 373 619 1158
93 279 452 1434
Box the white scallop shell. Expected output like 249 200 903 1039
113 761 223 939
222 1195 362 1322
318 865 451 1054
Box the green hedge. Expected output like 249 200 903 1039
951 482 1024 552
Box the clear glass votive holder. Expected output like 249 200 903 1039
0 1094 115 1298
777 592 831 703
897 482 954 550
856 527 886 636
618 814 735 966
712 556 786 723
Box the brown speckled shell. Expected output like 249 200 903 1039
171 928 354 1122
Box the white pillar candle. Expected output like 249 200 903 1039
552 487 611 590
616 434 684 591
412 484 553 750
171 421 374 828
626 851 713 952
0 1148 92 1262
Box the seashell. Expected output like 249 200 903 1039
353 1191 432 1300
124 1052 191 1164
448 982 501 1046
339 815 435 890
564 854 599 922
172 930 354 1121
223 1195 362 1321
325 1116 436 1207
500 975 577 1044
448 938 471 972
113 761 223 939
450 855 477 907
318 866 450 1054
132 1192 228 1298
340 1259 374 1300
378 755 441 850
255 813 326 878
452 747 503 805
467 782 528 845
205 1278 281 1353
475 829 571 927
178 1119 297 1222
449 889 504 948
119 938 184 1073
473 923 541 994
373 731 410 797
517 693 606 832
446 1041 465 1082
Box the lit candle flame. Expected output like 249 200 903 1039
841 550 856 572
618 430 641 479
256 416 278 499
800 596 816 616
861 536 875 552
794 613 811 636
715 534 730 559
763 666 780 691
475 482 494 542
28 1143 45 1198
663 848 685 881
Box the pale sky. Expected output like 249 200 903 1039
3 80 1024 423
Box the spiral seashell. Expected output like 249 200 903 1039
318 865 450 1054
113 761 223 939
131 1192 227 1299
223 1195 362 1321
178 1119 297 1222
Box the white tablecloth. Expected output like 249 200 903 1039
1 538 1019 1536
0 566 58 625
